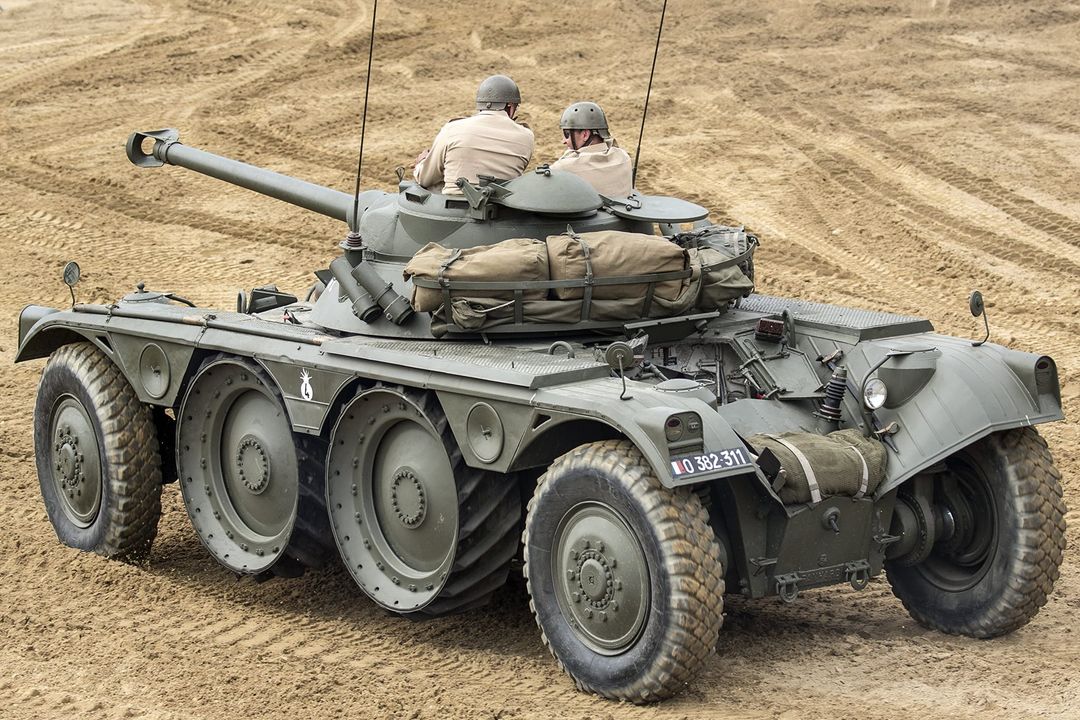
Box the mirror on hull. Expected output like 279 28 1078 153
969 289 990 347
62 261 81 307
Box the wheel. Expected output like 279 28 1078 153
33 342 162 560
177 356 333 577
886 427 1067 638
523 440 724 703
326 386 520 615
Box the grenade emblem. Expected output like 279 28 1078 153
299 369 314 401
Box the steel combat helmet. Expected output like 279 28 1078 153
476 75 522 111
559 101 611 140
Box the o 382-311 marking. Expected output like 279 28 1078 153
671 447 749 478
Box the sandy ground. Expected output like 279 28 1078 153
1 0 1079 718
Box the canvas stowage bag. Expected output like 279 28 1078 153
690 246 755 311
545 230 688 301
429 270 704 336
403 238 549 312
747 429 887 505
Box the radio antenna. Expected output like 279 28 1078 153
348 0 379 238
632 0 667 188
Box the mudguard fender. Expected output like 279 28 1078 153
17 305 87 362
847 334 1062 496
530 378 756 488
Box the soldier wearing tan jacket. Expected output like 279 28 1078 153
413 75 535 195
550 101 633 198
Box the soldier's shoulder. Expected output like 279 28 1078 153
549 151 576 169
435 116 472 139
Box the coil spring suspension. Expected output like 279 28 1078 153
816 366 848 422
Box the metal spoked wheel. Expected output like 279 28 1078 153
524 440 724 703
326 386 520 615
33 342 162 560
177 356 331 577
887 427 1067 638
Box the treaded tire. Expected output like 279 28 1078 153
34 342 162 560
263 432 334 579
886 427 1067 638
523 440 724 703
416 390 521 616
326 386 521 616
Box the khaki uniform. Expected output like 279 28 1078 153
414 110 534 195
550 140 633 198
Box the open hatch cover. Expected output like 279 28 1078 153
603 192 708 223
493 168 602 215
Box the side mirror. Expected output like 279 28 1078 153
604 341 636 401
62 261 80 307
969 290 990 347
62 261 81 288
604 341 636 371
969 290 984 317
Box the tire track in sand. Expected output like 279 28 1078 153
759 75 1080 246
724 76 1080 339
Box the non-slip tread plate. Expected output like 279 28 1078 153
740 294 933 338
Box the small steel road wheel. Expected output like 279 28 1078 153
887 427 1067 638
326 386 520 615
524 440 724 703
177 356 332 577
33 342 162 560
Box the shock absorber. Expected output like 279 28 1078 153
816 365 848 424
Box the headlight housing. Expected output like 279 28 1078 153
863 378 888 410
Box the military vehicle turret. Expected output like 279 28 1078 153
16 128 1066 703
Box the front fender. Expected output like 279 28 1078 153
849 334 1063 495
16 305 73 362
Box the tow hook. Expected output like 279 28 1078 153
846 560 871 590
775 573 800 603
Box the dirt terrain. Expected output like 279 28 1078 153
1 0 1079 718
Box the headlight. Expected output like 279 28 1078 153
863 378 888 410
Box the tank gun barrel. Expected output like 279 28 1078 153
126 129 356 226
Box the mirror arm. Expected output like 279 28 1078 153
973 310 990 347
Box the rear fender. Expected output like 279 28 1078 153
848 335 1063 496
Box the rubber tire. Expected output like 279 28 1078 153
34 342 162 560
404 389 521 617
886 427 1067 638
523 440 724 703
261 431 334 579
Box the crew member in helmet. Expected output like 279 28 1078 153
550 101 633 198
413 75 535 195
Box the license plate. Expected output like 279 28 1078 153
670 447 751 479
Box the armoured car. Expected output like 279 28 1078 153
16 129 1067 703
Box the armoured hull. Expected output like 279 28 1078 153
15 131 1067 703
